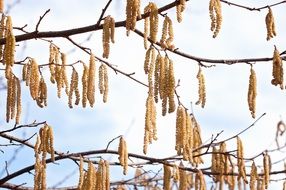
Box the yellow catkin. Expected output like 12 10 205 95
143 2 158 49
263 152 270 189
49 43 56 83
211 146 219 181
47 124 55 162
173 164 180 183
118 136 128 175
183 112 193 163
96 159 108 190
154 54 161 103
209 0 222 38
25 63 31 87
250 161 258 190
237 137 248 183
10 75 16 121
161 56 169 116
0 15 6 60
179 162 187 190
105 160 110 190
82 64 89 108
143 82 157 154
78 156 84 190
248 66 257 118
61 53 69 95
125 0 141 36
160 16 175 50
167 59 176 113
99 63 109 103
192 116 204 166
0 0 4 13
29 58 40 100
4 16 15 67
271 46 284 89
68 68 80 108
34 135 42 190
163 164 171 190
176 0 186 23
265 7 276 41
195 169 206 190
87 53 96 107
15 77 21 124
196 67 206 108
36 77 48 108
175 105 186 155
6 74 13 123
102 16 115 59
144 46 156 75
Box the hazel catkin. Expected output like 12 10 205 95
265 7 276 41
163 164 171 190
102 15 115 59
144 2 158 49
209 0 222 38
196 67 206 108
126 0 141 36
4 16 15 68
247 66 257 118
271 46 284 89
118 136 128 175
99 63 109 103
29 58 40 100
87 53 96 107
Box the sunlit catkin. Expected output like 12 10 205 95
192 116 204 166
4 16 15 67
179 162 187 190
175 105 186 155
265 7 276 41
99 63 109 103
126 0 141 36
103 15 115 58
154 54 161 103
209 0 222 38
163 164 171 190
144 2 158 49
87 53 96 107
29 58 40 100
36 77 48 108
6 74 13 123
271 46 284 89
196 67 206 108
263 152 270 189
247 66 257 118
0 15 6 60
78 156 84 190
118 136 128 175
249 161 258 190
68 68 80 108
160 16 175 50
61 53 69 95
15 77 21 124
82 64 89 108
176 0 186 23
167 59 176 113
237 137 247 183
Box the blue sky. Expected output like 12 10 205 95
1 0 286 189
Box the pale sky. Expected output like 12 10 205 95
1 0 286 189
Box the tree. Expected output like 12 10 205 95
0 0 286 189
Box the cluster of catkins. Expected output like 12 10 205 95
77 158 110 190
34 124 55 190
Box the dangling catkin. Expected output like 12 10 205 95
143 83 157 154
99 63 109 103
192 116 204 166
126 0 141 36
263 152 270 189
265 7 276 41
61 53 69 95
271 46 284 89
36 77 48 108
118 136 128 175
0 15 6 60
167 59 176 113
154 54 162 103
82 64 89 108
6 74 13 123
144 2 158 49
196 67 206 108
78 156 84 190
173 164 180 183
249 161 258 190
175 105 186 155
103 16 115 58
160 16 175 50
87 53 96 107
29 58 40 100
179 162 187 190
176 0 186 23
163 164 171 190
3 16 15 67
15 77 21 124
68 68 80 108
209 0 222 38
237 137 247 183
161 56 169 116
247 66 257 118
49 43 56 83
